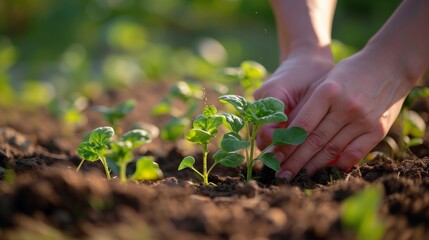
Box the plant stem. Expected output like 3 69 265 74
203 144 209 186
120 163 127 183
207 162 218 176
76 159 85 172
100 156 111 180
246 124 258 181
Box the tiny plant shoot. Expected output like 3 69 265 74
218 95 307 181
178 95 307 184
95 99 136 134
77 127 162 182
178 105 239 186
77 126 114 179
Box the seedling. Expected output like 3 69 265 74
151 81 203 141
400 87 429 149
108 129 162 183
178 95 307 184
77 127 162 182
218 95 307 181
178 105 236 186
77 126 114 179
341 186 385 240
95 99 136 134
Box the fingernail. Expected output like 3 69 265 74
278 170 293 182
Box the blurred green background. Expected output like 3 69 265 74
0 0 402 108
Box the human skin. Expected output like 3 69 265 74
255 0 429 181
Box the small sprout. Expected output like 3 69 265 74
390 86 429 155
77 127 162 182
179 94 307 184
341 186 385 240
219 94 307 181
108 129 162 183
131 156 163 181
178 105 235 186
77 126 115 179
95 99 136 134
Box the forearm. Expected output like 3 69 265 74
366 0 429 85
270 0 337 61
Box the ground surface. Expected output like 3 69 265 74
0 82 428 240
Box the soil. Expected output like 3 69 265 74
1 81 429 240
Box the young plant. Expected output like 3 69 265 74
77 126 114 179
341 186 385 240
108 129 162 183
151 81 203 141
94 99 136 134
178 105 238 186
77 127 162 182
400 87 429 148
217 95 307 181
178 95 307 184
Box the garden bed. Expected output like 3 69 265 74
0 82 428 240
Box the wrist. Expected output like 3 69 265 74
363 41 420 87
285 44 334 65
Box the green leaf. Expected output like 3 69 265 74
169 81 203 101
161 117 190 141
405 137 424 147
403 110 426 138
178 156 195 170
246 97 287 125
218 95 248 116
241 60 267 80
131 156 162 181
221 112 244 133
202 105 217 117
259 152 280 172
95 100 136 125
193 114 224 136
403 86 429 109
186 129 212 145
341 186 385 240
151 98 171 116
221 132 250 152
88 126 115 146
120 129 151 148
272 127 307 145
213 149 244 168
109 141 133 165
77 141 101 161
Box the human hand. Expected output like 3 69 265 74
254 51 334 150
272 48 415 181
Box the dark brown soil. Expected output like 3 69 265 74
1 82 429 240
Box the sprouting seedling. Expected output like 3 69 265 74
218 95 307 181
178 105 240 186
341 186 385 240
77 126 114 179
223 60 267 99
151 81 203 141
95 99 136 134
77 127 162 182
109 129 162 183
